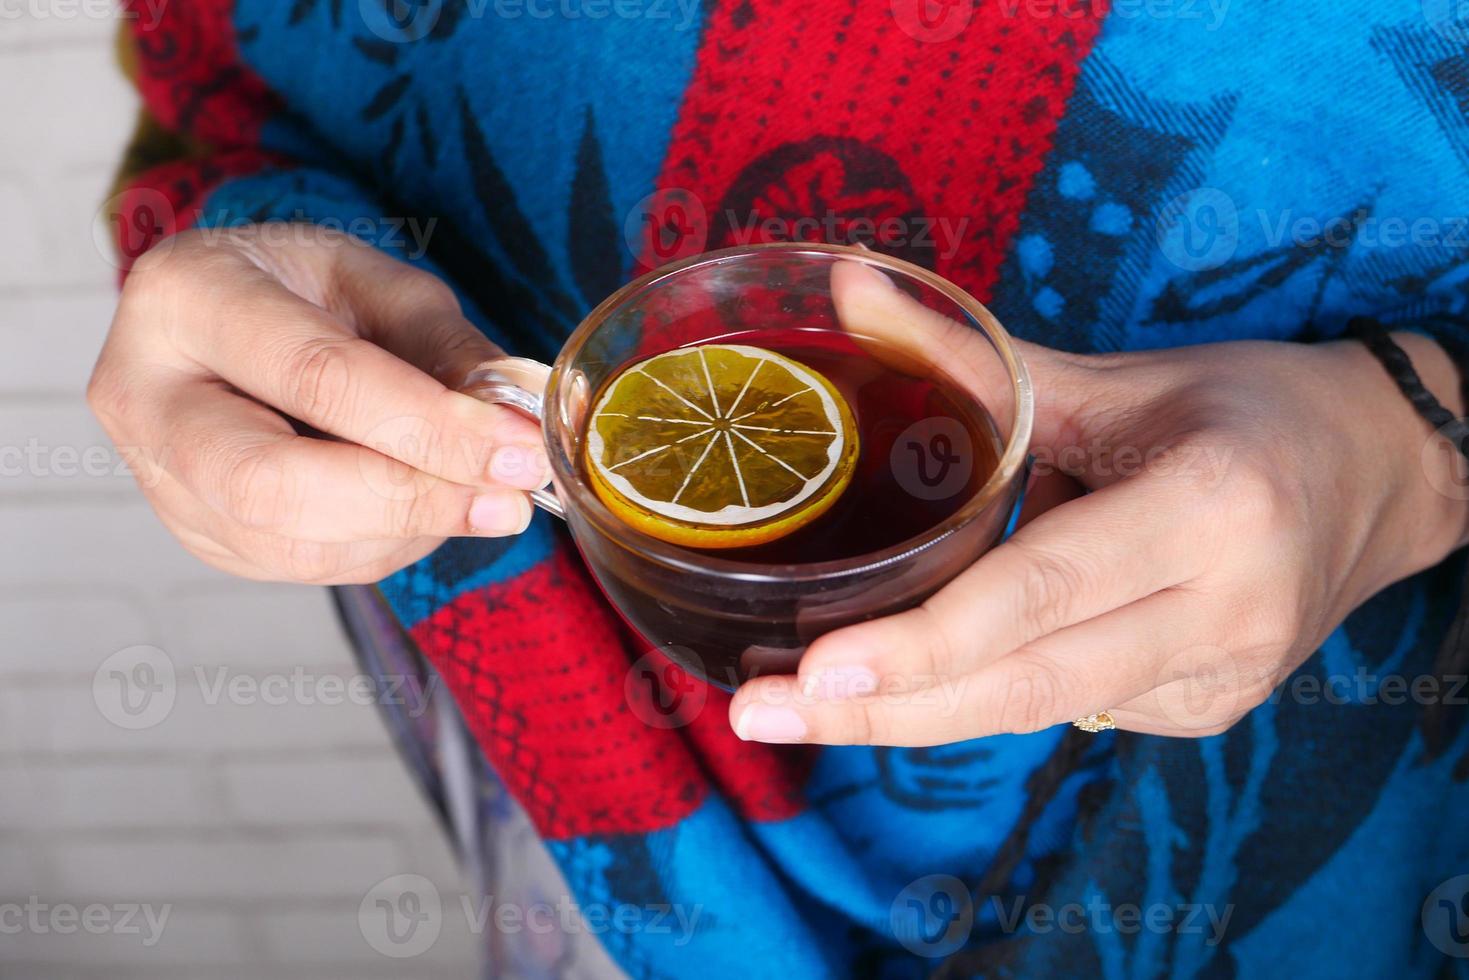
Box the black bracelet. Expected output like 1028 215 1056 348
1346 317 1469 768
1346 316 1469 460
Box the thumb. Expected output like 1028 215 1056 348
1009 338 1162 456
244 229 509 389
1011 338 1197 497
828 257 1135 457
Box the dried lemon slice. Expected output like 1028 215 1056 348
584 344 859 549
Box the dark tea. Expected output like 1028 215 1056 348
572 327 1005 686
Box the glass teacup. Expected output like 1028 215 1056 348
465 243 1033 689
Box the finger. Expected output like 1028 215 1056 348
296 238 518 390
142 469 448 584
1107 653 1265 738
737 590 1206 746
950 588 1209 736
167 256 547 491
1097 708 1198 738
833 258 1074 445
153 377 533 541
828 254 1180 485
829 258 1009 393
218 228 506 389
827 257 1171 463
795 477 1211 690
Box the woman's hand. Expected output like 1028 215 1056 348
89 225 549 584
731 268 1469 743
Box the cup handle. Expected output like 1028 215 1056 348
461 360 566 520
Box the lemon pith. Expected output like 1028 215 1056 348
584 344 859 549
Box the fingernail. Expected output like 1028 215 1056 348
800 666 879 701
468 492 532 535
734 704 807 743
489 445 550 490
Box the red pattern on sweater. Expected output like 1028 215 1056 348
126 0 278 147
642 0 1108 300
113 0 282 274
409 547 811 839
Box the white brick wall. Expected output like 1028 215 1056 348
0 10 478 977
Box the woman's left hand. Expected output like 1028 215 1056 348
730 312 1469 744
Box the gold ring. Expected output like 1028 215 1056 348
1073 712 1116 733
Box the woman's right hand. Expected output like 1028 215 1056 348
89 225 551 584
